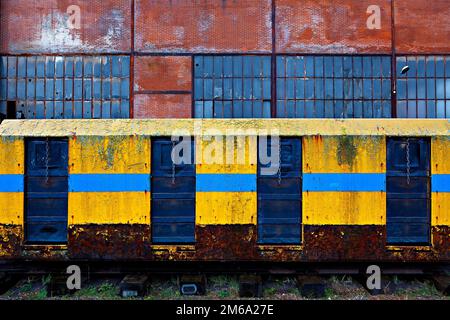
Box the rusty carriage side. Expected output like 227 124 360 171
0 119 448 264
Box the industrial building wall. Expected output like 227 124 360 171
1 0 450 118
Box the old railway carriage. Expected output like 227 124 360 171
0 0 449 265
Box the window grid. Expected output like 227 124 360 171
0 55 130 119
396 56 450 118
194 55 271 118
276 55 392 118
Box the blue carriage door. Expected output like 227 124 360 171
151 138 196 243
25 138 68 243
257 137 302 244
387 138 431 244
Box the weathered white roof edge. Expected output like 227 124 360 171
0 119 449 137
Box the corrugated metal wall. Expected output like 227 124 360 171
0 0 449 119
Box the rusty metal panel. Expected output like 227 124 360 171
395 0 450 54
134 94 192 118
0 0 131 54
276 0 392 54
135 0 272 53
134 56 192 92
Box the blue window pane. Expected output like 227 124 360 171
253 56 263 77
204 79 213 99
437 100 446 118
55 57 64 78
286 79 295 99
74 79 82 100
314 57 324 77
277 78 285 99
223 101 232 118
26 79 35 99
262 56 271 77
382 80 391 99
276 56 285 77
243 101 253 118
92 79 101 99
295 57 304 77
315 100 325 118
83 80 92 99
17 57 27 77
286 100 295 118
353 57 362 77
65 58 74 77
121 56 130 77
214 79 223 99
426 100 436 118
111 101 121 118
93 57 102 77
417 101 427 118
263 101 271 118
7 57 16 77
36 79 45 100
0 79 7 99
324 79 333 99
121 78 129 99
406 56 417 77
354 101 363 118
93 101 101 119
295 100 305 118
334 100 344 118
276 100 285 118
447 79 450 99
7 79 16 99
253 101 262 117
253 78 262 99
363 79 373 99
194 101 203 118
436 57 444 77
17 79 26 100
305 57 314 76
334 56 343 78
203 57 213 78
194 79 203 100
102 101 111 118
407 101 417 118
363 56 372 77
397 56 407 77
243 79 252 99
417 57 426 77
315 78 324 99
343 79 353 99
0 56 7 77
353 79 363 99
223 56 233 78
363 101 373 118
263 78 271 100
382 56 391 77
397 79 406 100
427 79 435 99
417 79 426 99
111 56 121 77
334 79 343 99
55 79 63 100
102 79 111 99
213 56 223 78
372 56 381 77
295 79 304 99
101 56 110 77
233 101 243 118
407 79 416 99
233 78 242 99
232 56 242 77
436 79 445 99
343 56 352 77
324 100 334 118
426 57 435 77
446 57 450 77
373 79 381 99
305 79 314 99
324 57 333 78
243 56 253 77
373 101 382 118
305 100 314 118
204 101 213 118
286 57 296 77
382 101 391 118
111 79 121 99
